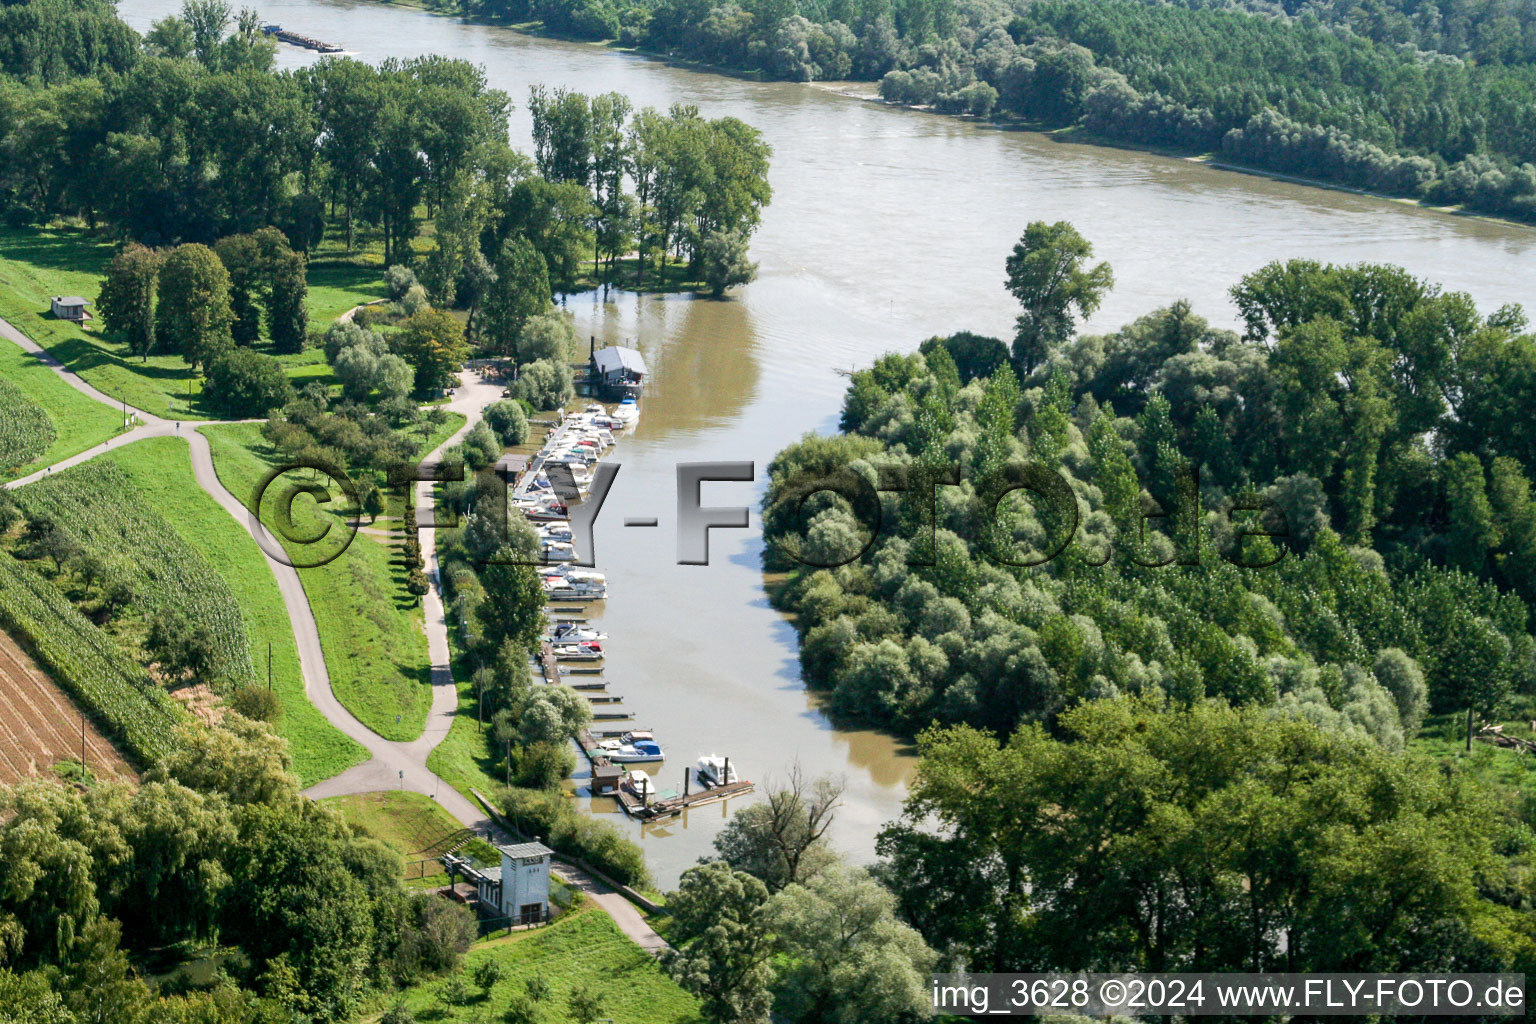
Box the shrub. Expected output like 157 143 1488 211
204 348 295 418
384 263 419 301
485 400 529 447
228 685 283 723
512 741 576 789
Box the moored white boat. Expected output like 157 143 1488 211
598 731 664 763
695 754 738 787
610 398 640 429
549 622 607 643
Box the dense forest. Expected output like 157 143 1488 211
433 0 1536 220
765 225 1536 744
754 219 1536 978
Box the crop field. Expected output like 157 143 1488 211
0 548 185 766
0 376 57 473
104 436 369 786
13 461 259 690
0 627 132 785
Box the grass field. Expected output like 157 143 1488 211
198 422 435 741
1411 712 1536 813
426 649 510 803
308 258 390 323
0 224 375 420
102 435 368 785
369 908 703 1024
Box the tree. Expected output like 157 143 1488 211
1005 221 1113 372
148 718 299 807
484 400 529 446
156 243 235 371
96 243 160 360
473 958 504 994
516 309 578 366
146 607 221 683
664 861 777 1024
701 228 757 297
766 863 937 1024
215 232 265 345
395 307 469 394
334 345 382 401
479 235 550 356
378 354 414 400
566 983 602 1024
713 764 843 892
203 347 294 417
517 685 593 745
512 359 573 411
268 250 308 354
1445 453 1499 573
499 178 597 294
476 550 546 653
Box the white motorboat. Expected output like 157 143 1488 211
549 622 607 643
537 522 574 542
551 639 603 660
540 540 577 562
597 732 664 763
695 754 738 787
610 398 639 429
543 575 608 601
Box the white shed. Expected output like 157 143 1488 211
50 296 89 321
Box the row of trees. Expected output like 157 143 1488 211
876 0 1536 220
878 698 1534 976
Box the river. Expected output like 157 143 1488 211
118 0 1536 886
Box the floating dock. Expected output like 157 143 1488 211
614 769 756 821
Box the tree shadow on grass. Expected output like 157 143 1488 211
0 226 115 274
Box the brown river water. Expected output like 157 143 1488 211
119 0 1536 886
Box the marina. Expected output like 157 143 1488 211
523 410 754 824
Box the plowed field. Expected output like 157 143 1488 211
0 627 133 784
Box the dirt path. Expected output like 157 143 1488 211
0 315 668 954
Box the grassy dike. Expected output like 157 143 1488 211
0 328 123 479
102 435 369 785
197 421 463 742
0 224 381 419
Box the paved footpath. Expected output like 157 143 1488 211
1 316 667 954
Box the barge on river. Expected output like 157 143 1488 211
262 25 344 53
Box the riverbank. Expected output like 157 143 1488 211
347 0 1535 234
